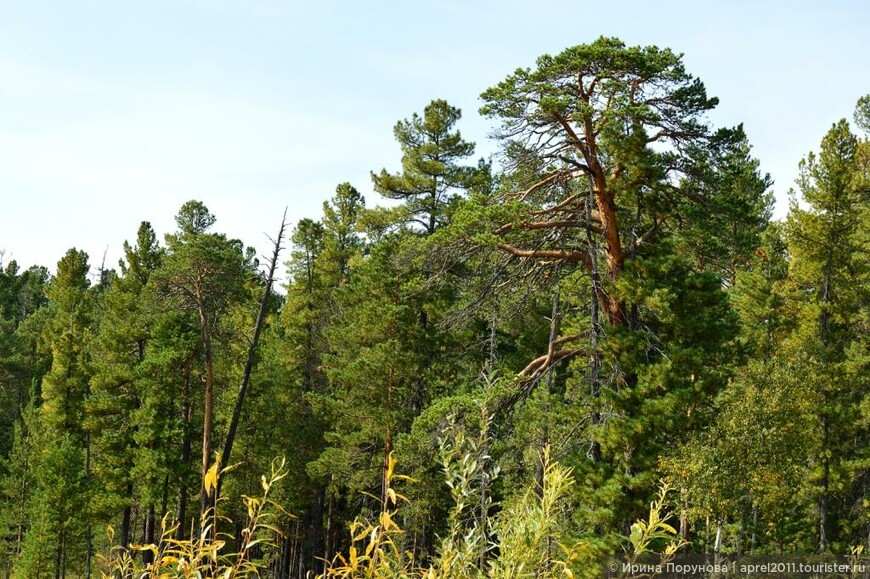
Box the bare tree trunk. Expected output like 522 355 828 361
218 211 287 497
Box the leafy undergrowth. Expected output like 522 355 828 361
99 457 288 578
98 448 684 579
321 448 685 579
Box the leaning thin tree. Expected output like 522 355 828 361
218 209 288 498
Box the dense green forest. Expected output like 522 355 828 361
1 38 868 578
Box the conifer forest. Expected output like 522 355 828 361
1 38 869 578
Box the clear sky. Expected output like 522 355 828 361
1 0 868 278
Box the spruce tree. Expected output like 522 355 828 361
86 222 162 549
18 249 93 577
784 119 865 552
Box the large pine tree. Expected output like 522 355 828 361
456 36 771 539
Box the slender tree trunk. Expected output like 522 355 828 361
586 185 603 461
818 260 832 554
161 474 169 523
479 427 492 570
705 516 710 555
198 303 215 523
820 414 830 553
218 212 287 495
680 487 689 541
324 484 336 567
714 519 723 568
85 432 92 579
279 531 290 579
289 520 299 579
118 340 143 555
536 291 560 501
381 423 393 512
142 506 156 565
751 504 758 554
176 362 192 539
488 315 498 368
428 189 437 235
310 488 326 576
380 361 396 514
120 481 133 548
54 531 63 579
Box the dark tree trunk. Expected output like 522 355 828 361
586 185 603 462
174 360 193 540
218 212 286 497
142 506 156 565
324 486 337 567
198 302 215 523
819 414 830 553
309 488 326 576
85 432 92 579
120 481 133 548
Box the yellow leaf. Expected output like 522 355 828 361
386 453 397 480
659 522 676 534
353 525 371 542
204 461 220 496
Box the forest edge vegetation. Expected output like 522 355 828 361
0 37 869 578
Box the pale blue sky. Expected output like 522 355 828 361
1 0 868 277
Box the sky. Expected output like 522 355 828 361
1 0 869 279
